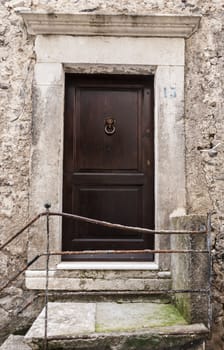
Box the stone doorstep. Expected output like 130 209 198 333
24 302 209 350
25 268 172 291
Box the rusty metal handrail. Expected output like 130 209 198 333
0 206 210 295
0 212 46 251
0 247 209 294
49 211 207 234
0 248 211 294
0 207 209 294
0 206 212 350
0 210 206 252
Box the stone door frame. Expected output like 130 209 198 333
19 12 200 278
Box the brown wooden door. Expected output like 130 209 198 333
63 74 154 261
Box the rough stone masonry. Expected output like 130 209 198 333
0 0 224 349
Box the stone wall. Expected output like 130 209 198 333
0 0 224 349
0 0 34 341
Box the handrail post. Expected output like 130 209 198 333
207 211 213 334
43 203 51 350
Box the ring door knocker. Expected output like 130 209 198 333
104 117 116 136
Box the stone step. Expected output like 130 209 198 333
26 267 172 292
24 302 208 350
0 335 31 350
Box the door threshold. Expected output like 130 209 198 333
57 261 159 270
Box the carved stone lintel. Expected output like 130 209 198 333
18 10 201 38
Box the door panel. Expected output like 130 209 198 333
78 89 139 170
63 74 154 261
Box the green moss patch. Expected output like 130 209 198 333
96 302 187 333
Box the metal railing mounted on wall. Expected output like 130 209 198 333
0 204 212 350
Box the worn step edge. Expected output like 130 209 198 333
25 324 209 350
47 291 172 303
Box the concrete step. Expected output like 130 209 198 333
24 302 208 350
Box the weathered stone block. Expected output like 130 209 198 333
170 214 209 324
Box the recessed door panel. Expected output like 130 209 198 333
78 89 139 170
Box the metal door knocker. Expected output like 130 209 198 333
104 117 116 135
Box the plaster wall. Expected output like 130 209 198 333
0 1 224 349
